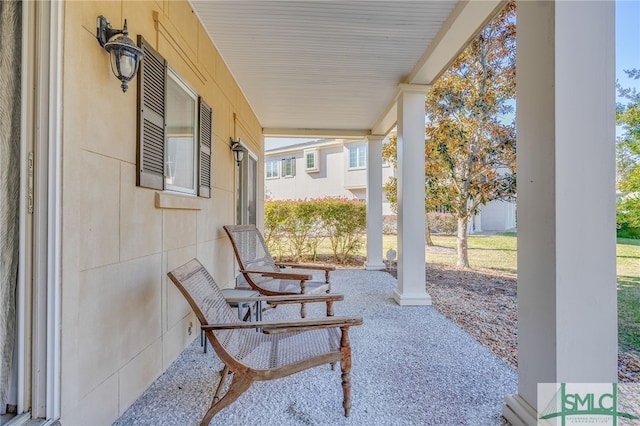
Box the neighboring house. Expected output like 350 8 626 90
467 200 516 234
265 139 396 215
265 139 516 232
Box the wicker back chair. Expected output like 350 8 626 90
224 224 336 317
167 259 363 425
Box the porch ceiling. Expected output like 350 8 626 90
191 1 505 138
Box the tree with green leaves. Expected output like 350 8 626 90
616 69 640 234
382 1 517 268
382 135 447 246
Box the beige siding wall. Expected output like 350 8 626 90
59 1 263 423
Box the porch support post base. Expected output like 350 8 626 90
502 394 538 426
392 289 431 306
364 261 386 271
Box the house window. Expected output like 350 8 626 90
165 69 198 194
282 157 296 177
348 145 367 169
266 159 279 178
304 149 319 172
136 36 212 198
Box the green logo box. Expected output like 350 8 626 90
538 383 640 425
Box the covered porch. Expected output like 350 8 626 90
115 269 517 424
0 1 616 424
193 1 617 422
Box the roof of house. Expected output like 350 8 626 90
265 138 368 156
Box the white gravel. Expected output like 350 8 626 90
114 269 517 425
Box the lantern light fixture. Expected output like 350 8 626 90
229 138 246 166
96 15 144 93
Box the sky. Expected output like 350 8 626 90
265 137 317 150
267 1 640 150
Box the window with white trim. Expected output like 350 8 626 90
348 145 367 169
136 36 212 198
165 69 198 194
282 157 296 177
304 148 319 172
265 159 279 179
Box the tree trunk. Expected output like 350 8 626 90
456 215 470 268
425 219 434 246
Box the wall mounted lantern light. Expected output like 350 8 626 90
96 15 144 93
229 138 246 166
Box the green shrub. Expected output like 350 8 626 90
382 215 397 235
319 198 367 263
264 200 325 261
617 223 640 239
617 194 640 233
428 212 457 235
264 201 291 260
286 200 324 261
264 198 367 263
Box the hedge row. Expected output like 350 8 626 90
382 212 457 235
617 223 640 239
264 198 367 263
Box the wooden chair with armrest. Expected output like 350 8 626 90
167 259 363 425
223 224 336 317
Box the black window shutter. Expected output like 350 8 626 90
136 36 166 190
198 98 212 198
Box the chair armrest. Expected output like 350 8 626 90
276 262 336 272
224 293 344 304
201 316 363 333
240 269 313 281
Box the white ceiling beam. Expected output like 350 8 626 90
263 128 371 139
408 0 507 85
371 0 506 136
371 102 398 137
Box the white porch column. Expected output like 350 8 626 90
503 2 616 424
365 135 386 270
394 84 431 306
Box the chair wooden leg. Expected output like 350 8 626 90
325 270 330 283
328 302 336 370
340 326 353 417
326 300 334 317
201 372 253 425
212 366 230 404
299 279 308 318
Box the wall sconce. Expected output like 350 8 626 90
229 138 246 166
96 15 144 93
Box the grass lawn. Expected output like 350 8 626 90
313 232 640 353
281 232 640 350
616 238 640 351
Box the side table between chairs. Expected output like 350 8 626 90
201 288 262 353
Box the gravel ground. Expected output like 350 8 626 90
388 262 640 382
115 269 517 425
